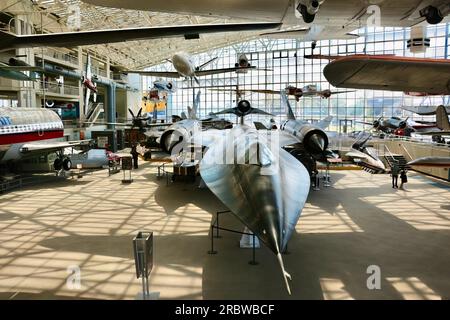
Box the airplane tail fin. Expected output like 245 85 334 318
436 105 450 130
192 90 200 119
352 131 371 150
187 106 193 119
281 91 296 120
317 116 333 130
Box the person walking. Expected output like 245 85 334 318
400 170 408 190
391 162 399 188
130 143 139 169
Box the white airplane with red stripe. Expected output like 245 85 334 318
0 107 91 171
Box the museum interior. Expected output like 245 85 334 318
0 0 449 300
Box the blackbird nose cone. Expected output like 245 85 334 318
309 133 325 153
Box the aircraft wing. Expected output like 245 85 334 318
323 55 450 95
20 140 93 155
81 0 438 28
0 22 281 52
401 105 450 115
195 66 256 77
125 70 181 78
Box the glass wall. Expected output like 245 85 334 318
142 23 450 132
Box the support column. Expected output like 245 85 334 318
78 47 85 121
15 15 36 108
107 83 117 151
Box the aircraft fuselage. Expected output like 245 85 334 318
0 108 64 162
172 52 196 78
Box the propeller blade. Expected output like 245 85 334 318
128 108 135 119
137 107 142 118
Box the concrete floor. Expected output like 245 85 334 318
0 160 449 300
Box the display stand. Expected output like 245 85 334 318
208 210 259 265
133 231 159 300
323 163 331 187
121 156 133 183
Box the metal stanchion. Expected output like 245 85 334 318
133 231 158 300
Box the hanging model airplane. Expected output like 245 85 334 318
0 22 281 52
125 52 260 84
0 107 91 171
306 54 450 95
211 84 353 101
400 105 450 116
82 55 98 109
82 0 450 41
415 105 450 136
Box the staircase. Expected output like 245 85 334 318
384 154 410 172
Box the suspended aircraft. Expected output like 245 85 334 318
0 22 281 52
82 0 450 41
211 84 353 101
125 52 260 84
82 55 98 109
306 54 450 96
0 107 91 171
401 105 450 116
416 105 450 136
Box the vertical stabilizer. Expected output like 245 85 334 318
281 91 296 120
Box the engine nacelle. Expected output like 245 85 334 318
281 121 329 156
296 0 323 23
420 4 450 24
237 100 252 115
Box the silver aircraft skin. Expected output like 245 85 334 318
160 100 312 294
279 92 331 155
199 121 310 295
82 0 450 40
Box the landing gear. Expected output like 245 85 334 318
53 153 71 171
62 158 72 171
53 158 63 171
421 6 444 24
